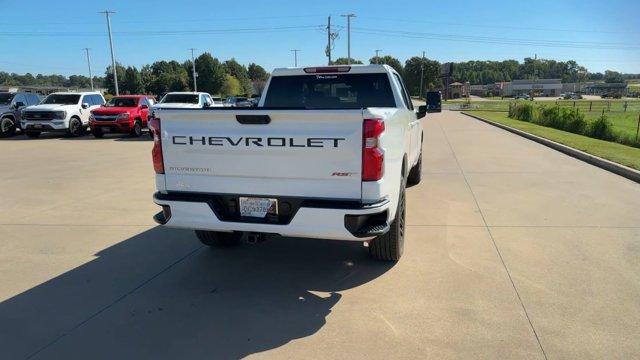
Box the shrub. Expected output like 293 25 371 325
585 114 615 141
532 106 586 135
510 103 535 122
616 134 640 148
505 103 636 148
537 106 562 128
562 108 587 134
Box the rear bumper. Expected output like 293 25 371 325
153 191 390 241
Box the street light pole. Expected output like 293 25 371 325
374 49 382 63
83 48 94 91
341 14 356 64
290 49 300 67
189 48 198 92
419 51 425 99
100 10 118 95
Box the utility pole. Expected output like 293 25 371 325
326 16 339 65
189 48 198 92
327 16 331 65
83 48 94 91
374 49 382 63
341 13 356 64
290 49 300 67
532 53 537 100
100 10 118 95
419 51 425 99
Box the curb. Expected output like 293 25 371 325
462 112 640 184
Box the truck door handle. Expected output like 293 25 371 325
236 115 271 125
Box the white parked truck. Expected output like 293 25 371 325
150 65 425 261
21 92 105 137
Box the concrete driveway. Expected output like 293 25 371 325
0 112 638 359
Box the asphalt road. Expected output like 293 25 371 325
1 111 639 359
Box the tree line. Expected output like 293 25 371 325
0 72 103 89
334 56 639 90
450 58 637 85
103 53 269 97
2 56 638 97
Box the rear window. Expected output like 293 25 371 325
264 73 395 109
160 94 199 104
105 97 138 107
42 94 81 105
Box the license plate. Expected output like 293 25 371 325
101 127 111 132
34 124 43 129
239 197 278 218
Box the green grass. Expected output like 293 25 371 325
450 100 640 138
448 99 640 112
584 112 640 139
465 111 640 171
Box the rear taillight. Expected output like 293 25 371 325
362 118 384 181
148 117 164 174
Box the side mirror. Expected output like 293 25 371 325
417 105 427 119
203 102 211 108
81 102 89 109
140 104 149 109
13 101 25 109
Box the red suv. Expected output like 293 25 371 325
89 95 153 138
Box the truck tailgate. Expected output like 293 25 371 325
158 109 364 199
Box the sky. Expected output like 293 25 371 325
1 0 639 77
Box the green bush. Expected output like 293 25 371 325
616 134 639 148
562 108 587 134
537 106 562 128
510 103 535 122
531 106 586 135
585 114 615 141
506 103 638 148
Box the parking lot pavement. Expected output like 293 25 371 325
0 113 638 359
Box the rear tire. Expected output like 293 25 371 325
25 131 41 138
407 149 422 187
369 178 406 261
1 117 16 137
195 230 243 248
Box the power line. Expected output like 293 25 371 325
0 25 325 37
0 14 327 26
358 16 640 35
350 27 640 50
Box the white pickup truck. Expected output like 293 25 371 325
151 65 425 261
